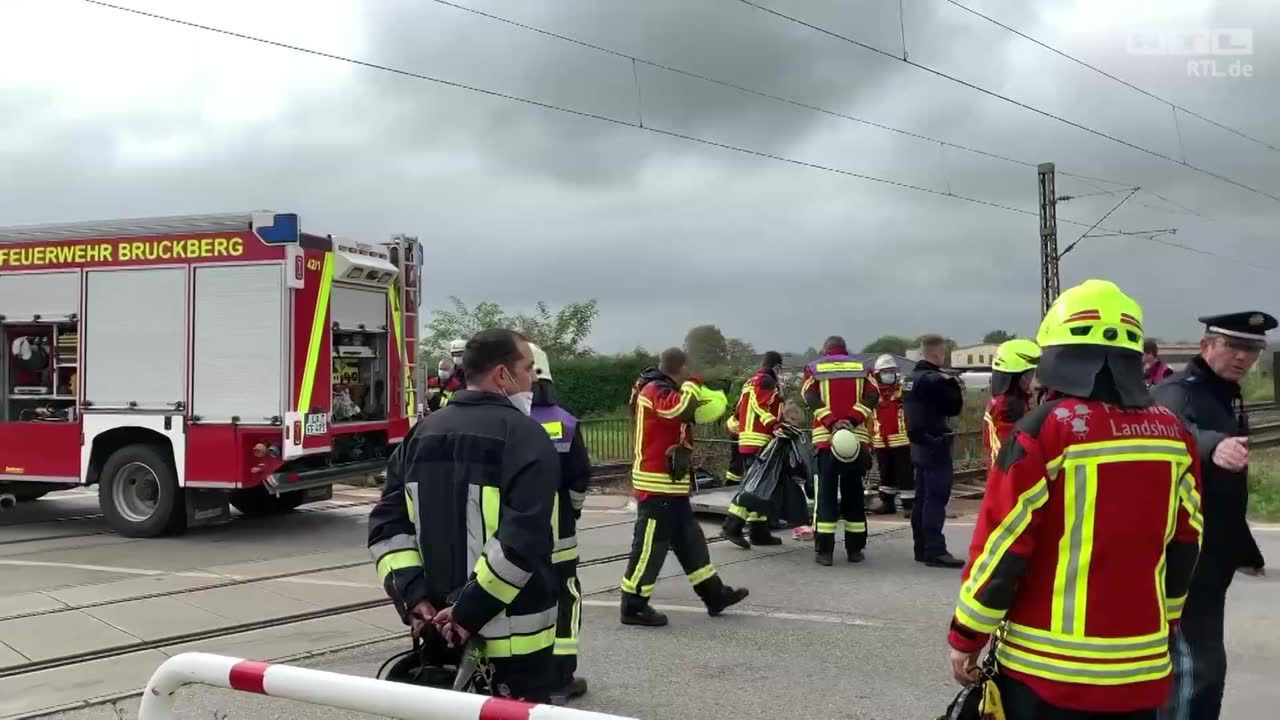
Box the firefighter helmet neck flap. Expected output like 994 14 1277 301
1036 279 1150 408
989 338 1040 397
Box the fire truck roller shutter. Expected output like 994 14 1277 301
0 271 79 321
84 268 186 410
330 285 388 332
192 265 285 423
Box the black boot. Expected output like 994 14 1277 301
748 521 782 546
721 515 750 549
550 677 589 705
620 594 669 626
815 533 835 567
695 576 749 616
926 552 965 569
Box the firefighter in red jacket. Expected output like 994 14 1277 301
721 351 787 548
982 339 1040 467
803 336 879 567
947 279 1204 719
619 348 749 627
868 354 912 517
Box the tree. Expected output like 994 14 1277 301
862 335 914 355
684 325 729 370
421 297 598 358
982 329 1015 344
725 337 757 369
509 300 599 358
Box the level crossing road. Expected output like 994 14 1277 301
4 488 1279 718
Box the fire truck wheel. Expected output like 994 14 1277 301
99 444 185 538
230 487 306 516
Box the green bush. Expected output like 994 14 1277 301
554 352 657 418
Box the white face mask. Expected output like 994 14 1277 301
879 372 897 385
499 367 533 416
438 368 451 380
508 391 534 416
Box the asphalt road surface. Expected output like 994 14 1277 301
17 499 1280 720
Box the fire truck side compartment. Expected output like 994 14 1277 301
192 264 286 424
84 268 186 410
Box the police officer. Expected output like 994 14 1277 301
367 329 561 702
527 343 591 705
903 334 965 568
1155 311 1275 720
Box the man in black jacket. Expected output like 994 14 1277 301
367 329 561 702
903 335 965 568
1155 311 1275 720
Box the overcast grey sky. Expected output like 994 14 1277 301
2 0 1277 353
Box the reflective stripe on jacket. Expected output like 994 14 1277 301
949 397 1203 713
735 369 782 454
367 390 559 660
629 370 701 495
870 382 909 449
802 353 879 449
982 391 1030 466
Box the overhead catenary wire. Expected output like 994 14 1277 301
941 0 1280 154
79 0 1272 270
1058 188 1141 259
734 0 1280 205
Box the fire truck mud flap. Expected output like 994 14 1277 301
264 459 385 497
186 488 232 528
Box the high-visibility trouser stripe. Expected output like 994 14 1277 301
370 533 418 564
296 252 333 435
555 577 582 656
620 518 657 596
954 596 1004 634
728 503 749 520
376 549 423 581
552 535 579 564
961 478 1050 602
687 564 716 586
815 523 839 533
481 607 557 639
996 642 1171 686
1004 623 1170 660
484 626 557 659
842 520 867 533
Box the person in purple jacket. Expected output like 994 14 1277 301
527 343 592 706
1144 339 1175 388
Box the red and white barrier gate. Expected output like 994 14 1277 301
139 652 638 720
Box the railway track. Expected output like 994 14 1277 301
0 518 675 682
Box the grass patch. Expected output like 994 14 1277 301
1243 370 1274 402
1249 447 1280 521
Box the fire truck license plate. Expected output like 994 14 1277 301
304 413 328 436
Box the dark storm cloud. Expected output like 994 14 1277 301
2 0 1278 353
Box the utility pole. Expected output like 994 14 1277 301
1037 162 1060 317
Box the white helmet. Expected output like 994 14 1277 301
831 428 862 462
448 339 466 358
874 354 897 372
530 342 552 382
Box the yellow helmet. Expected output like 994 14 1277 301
991 338 1040 374
1037 279 1144 354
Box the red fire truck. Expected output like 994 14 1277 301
0 212 421 537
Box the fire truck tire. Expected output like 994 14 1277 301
230 488 306 516
99 444 185 538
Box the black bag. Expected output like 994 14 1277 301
938 633 1006 720
378 632 491 694
738 428 803 515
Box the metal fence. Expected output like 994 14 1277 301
579 416 989 468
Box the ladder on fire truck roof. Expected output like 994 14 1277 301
0 212 278 243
